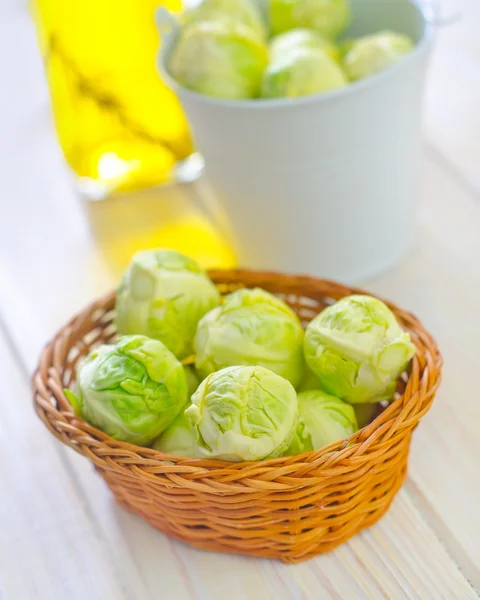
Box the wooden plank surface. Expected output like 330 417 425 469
1 2 480 599
0 332 127 600
367 151 480 589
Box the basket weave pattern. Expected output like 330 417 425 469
32 270 442 563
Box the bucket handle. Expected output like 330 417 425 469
155 8 206 184
155 7 181 53
421 0 462 27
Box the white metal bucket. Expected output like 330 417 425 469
157 0 435 282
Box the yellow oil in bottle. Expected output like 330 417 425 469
32 0 237 269
31 0 193 191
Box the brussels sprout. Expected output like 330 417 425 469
152 403 202 457
184 0 267 41
65 335 187 446
343 31 414 81
269 0 351 39
184 365 201 398
261 47 347 98
286 390 357 455
115 249 219 360
270 28 340 63
195 287 304 387
304 295 415 404
185 366 298 461
169 20 268 99
299 366 396 402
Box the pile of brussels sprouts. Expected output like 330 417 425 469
65 249 416 462
168 0 414 100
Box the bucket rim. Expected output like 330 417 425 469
157 0 435 111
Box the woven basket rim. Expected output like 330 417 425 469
32 268 443 476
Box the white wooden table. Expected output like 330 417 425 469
1 1 479 598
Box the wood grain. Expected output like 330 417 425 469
0 333 126 600
367 152 480 589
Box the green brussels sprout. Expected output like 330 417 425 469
343 31 414 81
169 20 268 99
269 0 351 39
286 390 357 455
195 287 305 387
261 47 347 98
184 0 267 41
65 335 187 446
270 28 340 63
115 249 219 360
298 365 396 402
304 295 415 404
185 366 298 461
184 365 201 398
152 403 202 457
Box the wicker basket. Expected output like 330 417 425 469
32 270 442 563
